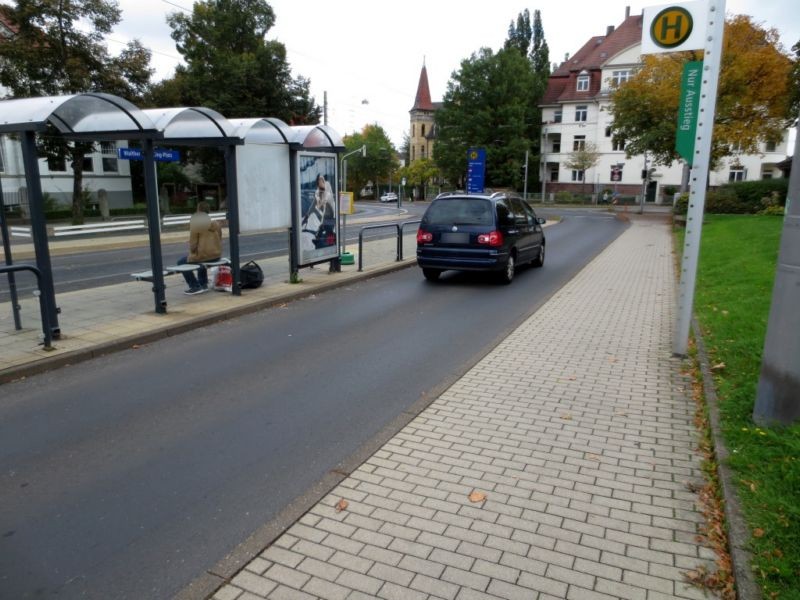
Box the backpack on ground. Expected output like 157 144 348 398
240 260 264 289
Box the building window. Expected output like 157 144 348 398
605 126 612 138
573 135 586 151
612 137 626 151
571 170 585 182
412 124 415 138
101 141 118 173
552 138 561 153
82 156 94 172
553 109 562 123
729 167 745 182
549 165 559 182
47 156 66 172
762 172 773 179
0 137 5 173
575 105 587 122
765 140 776 152
421 145 426 159
577 73 590 91
610 70 631 87
421 124 426 137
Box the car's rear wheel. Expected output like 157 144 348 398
532 244 545 267
422 268 442 281
499 253 515 284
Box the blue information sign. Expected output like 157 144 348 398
117 147 181 162
466 148 486 194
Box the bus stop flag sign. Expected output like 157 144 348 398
466 148 486 194
641 0 707 54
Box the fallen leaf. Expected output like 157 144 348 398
334 499 348 513
586 453 601 462
710 362 726 371
753 528 764 538
132 344 142 349
468 491 486 503
560 413 572 420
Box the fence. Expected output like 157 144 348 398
9 212 227 238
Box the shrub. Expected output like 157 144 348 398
554 190 574 203
723 178 788 207
674 193 689 215
705 187 748 213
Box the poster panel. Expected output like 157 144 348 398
295 152 339 266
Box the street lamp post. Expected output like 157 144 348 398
340 145 366 255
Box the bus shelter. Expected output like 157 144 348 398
0 93 161 338
140 107 244 309
229 120 344 277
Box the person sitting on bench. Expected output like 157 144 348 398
178 201 222 295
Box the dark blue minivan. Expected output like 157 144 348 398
416 192 545 284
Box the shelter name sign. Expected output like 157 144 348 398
118 147 181 162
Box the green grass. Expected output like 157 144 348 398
688 215 800 598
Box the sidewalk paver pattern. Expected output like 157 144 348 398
215 220 717 600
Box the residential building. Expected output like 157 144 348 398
539 8 790 202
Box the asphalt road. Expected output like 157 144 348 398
0 211 626 599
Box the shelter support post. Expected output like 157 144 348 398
143 140 167 313
21 131 60 338
288 152 299 281
0 176 22 330
224 146 241 296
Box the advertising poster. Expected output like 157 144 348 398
296 152 338 266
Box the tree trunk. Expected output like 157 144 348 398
71 149 85 225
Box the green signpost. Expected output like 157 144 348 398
675 60 703 165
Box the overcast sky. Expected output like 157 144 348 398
110 0 799 148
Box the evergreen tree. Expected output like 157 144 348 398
504 9 532 57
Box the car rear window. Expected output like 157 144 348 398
425 198 493 226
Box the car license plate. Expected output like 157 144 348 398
441 232 469 243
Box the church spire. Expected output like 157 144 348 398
412 62 433 111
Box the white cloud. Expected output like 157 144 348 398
111 0 799 147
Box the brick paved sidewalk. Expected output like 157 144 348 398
212 219 717 600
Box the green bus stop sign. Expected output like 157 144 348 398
675 61 703 165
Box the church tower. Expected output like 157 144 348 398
409 62 438 163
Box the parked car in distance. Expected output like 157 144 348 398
416 191 545 284
380 191 398 203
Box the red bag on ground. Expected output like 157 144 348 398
214 265 233 292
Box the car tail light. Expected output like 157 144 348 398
477 230 504 246
417 229 433 243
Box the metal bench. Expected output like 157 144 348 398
131 258 231 283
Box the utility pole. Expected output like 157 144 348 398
753 119 800 425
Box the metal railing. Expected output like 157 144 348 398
399 220 421 260
357 223 399 272
357 220 422 271
0 264 53 349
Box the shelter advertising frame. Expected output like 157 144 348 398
294 152 339 267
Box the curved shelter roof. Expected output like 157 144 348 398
289 125 345 151
140 107 241 146
0 93 158 139
229 117 294 145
